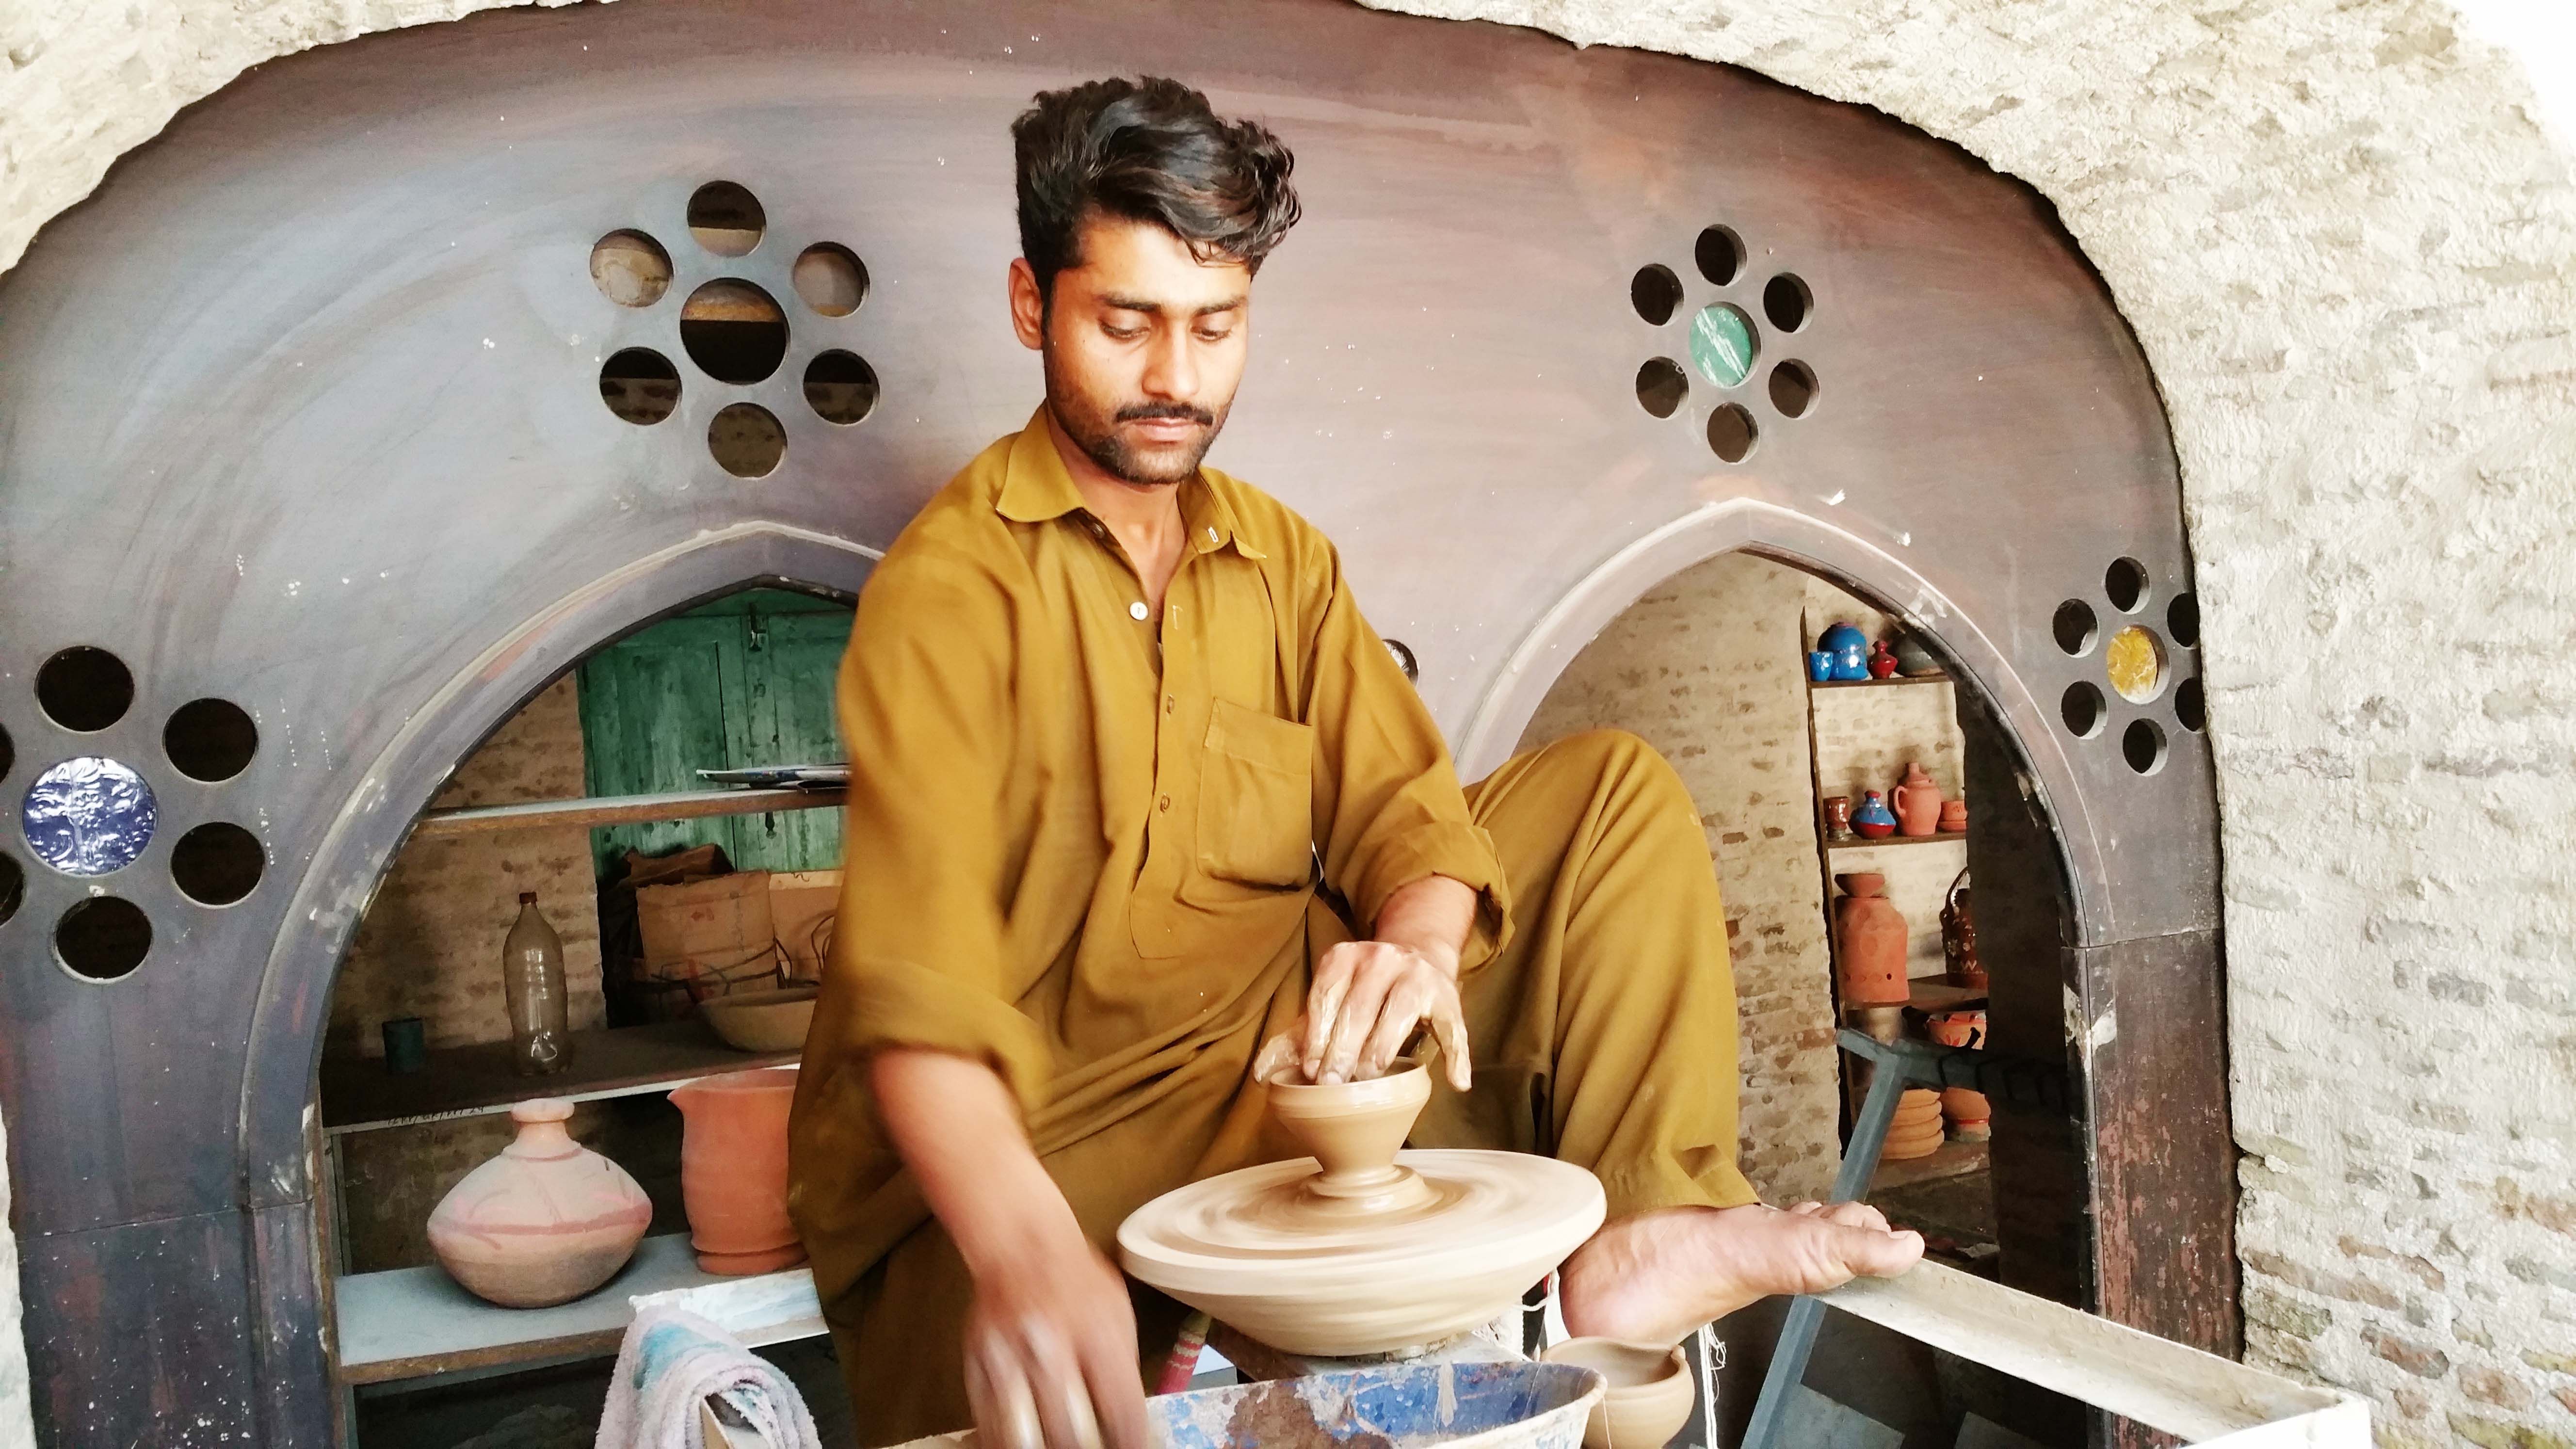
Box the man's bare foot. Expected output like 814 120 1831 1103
1558 1202 1925 1344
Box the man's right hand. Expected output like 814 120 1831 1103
961 1232 1148 1449
872 1048 1149 1449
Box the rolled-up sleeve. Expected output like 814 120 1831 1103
1302 544 1513 971
822 552 1054 1110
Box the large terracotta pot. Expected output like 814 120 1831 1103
426 1098 650 1308
1891 762 1943 837
671 1065 807 1274
1832 873 1908 1006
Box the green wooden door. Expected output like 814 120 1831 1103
577 589 853 877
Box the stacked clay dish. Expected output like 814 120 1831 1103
1881 1088 1946 1161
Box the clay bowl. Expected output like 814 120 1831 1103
1542 1338 1694 1449
700 985 819 1053
1265 1056 1433 1203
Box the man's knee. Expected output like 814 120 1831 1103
1531 729 1698 822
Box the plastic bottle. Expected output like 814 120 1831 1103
503 892 571 1076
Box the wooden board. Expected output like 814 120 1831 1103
333 1232 817 1384
320 1020 798 1135
409 785 846 837
1828 830 1969 851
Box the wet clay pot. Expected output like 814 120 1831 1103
1265 1058 1434 1212
1892 762 1943 838
1832 873 1909 1007
1542 1338 1694 1449
671 1065 806 1274
426 1098 650 1308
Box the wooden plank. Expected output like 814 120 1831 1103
409 785 846 837
1870 1137 1987 1192
1816 1262 2360 1447
1907 980 1990 1013
333 1233 817 1384
320 1020 798 1134
1808 675 1954 689
1829 830 1969 851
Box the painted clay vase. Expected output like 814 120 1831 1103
1832 873 1908 1007
425 1097 650 1308
1868 641 1899 679
1928 1010 1986 1050
1542 1338 1694 1449
1937 799 1968 834
1821 795 1854 843
1892 635 1941 677
1819 622 1869 681
1892 763 1943 837
670 1065 806 1274
1941 868 1985 989
1850 791 1898 839
1806 650 1834 683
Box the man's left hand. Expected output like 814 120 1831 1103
1296 938 1473 1090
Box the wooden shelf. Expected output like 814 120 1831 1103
1907 980 1989 1014
320 1021 799 1136
1828 830 1968 851
1871 1137 1988 1193
410 786 847 839
334 1233 818 1385
1808 673 1952 690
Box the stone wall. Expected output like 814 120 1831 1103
4 1 2576 1445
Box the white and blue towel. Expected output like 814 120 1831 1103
597 1304 822 1449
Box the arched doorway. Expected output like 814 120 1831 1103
0 0 2223 1440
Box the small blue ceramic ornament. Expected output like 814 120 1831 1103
1851 790 1899 839
1807 650 1834 683
1819 622 1870 680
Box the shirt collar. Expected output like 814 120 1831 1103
994 404 1266 561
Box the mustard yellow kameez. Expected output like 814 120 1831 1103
788 411 1756 1445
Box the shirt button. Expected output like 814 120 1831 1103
1129 601 1148 621
1158 795 1172 812
1206 526 1219 543
1164 696 1175 714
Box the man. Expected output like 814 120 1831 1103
788 76 1923 1449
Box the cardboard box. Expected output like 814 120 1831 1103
637 870 775 998
769 869 840 982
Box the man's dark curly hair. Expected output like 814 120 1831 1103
1013 77 1301 298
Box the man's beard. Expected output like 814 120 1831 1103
1042 344 1231 487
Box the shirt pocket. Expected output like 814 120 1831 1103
1195 698 1315 889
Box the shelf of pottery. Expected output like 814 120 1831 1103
1801 617 1990 1178
318 846 840 1388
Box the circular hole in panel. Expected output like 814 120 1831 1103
2176 676 2207 734
0 723 12 782
55 896 150 981
803 350 880 426
1768 360 1818 419
24 757 157 877
686 181 766 257
680 280 789 385
588 230 673 308
1706 403 1758 465
2052 599 2098 657
2106 625 2168 704
2105 557 2151 613
2123 718 2170 775
2061 682 2106 739
1694 226 1744 286
164 698 258 782
599 348 681 425
792 243 870 317
1635 358 1688 419
1629 265 1683 327
1689 304 1759 389
0 852 20 925
173 821 264 906
36 647 134 732
1762 274 1813 333
2169 592 2200 648
709 402 786 478
1383 638 1419 683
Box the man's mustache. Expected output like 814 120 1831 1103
1116 402 1216 426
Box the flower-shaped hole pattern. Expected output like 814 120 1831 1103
594 185 880 472
1627 226 1820 462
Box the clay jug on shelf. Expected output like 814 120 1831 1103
1868 641 1899 679
425 1097 650 1308
1832 873 1908 1007
1941 867 1985 989
1891 762 1943 837
670 1065 806 1275
1818 621 1869 680
1821 795 1854 843
1851 791 1898 839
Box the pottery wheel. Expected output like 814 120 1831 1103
1118 1148 1607 1356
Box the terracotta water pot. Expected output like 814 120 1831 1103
425 1098 650 1308
1832 873 1908 1006
1892 762 1943 837
671 1065 806 1274
1542 1338 1694 1449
